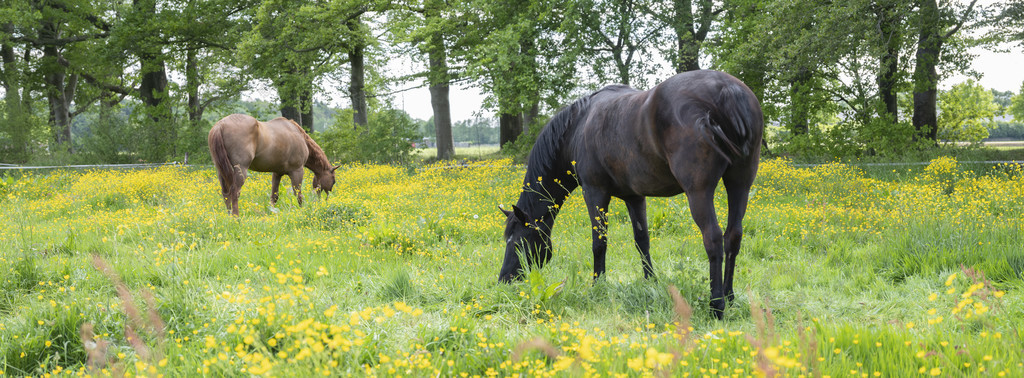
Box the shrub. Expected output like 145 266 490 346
317 107 419 165
986 121 1024 140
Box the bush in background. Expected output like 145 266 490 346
317 107 420 165
987 121 1024 140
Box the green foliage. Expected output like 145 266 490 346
76 106 137 164
528 269 565 304
452 116 499 145
1010 81 1024 121
987 121 1024 140
317 107 419 165
938 80 997 144
771 117 932 161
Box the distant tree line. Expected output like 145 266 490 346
2 0 1024 164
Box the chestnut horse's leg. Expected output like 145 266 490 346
583 188 612 279
230 165 248 216
270 173 282 207
685 188 726 320
623 196 654 279
219 178 231 212
288 170 304 207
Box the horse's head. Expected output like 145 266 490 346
498 205 552 282
313 165 340 198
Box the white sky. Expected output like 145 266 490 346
390 44 1024 123
946 43 1024 92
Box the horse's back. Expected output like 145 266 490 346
575 70 762 197
209 114 259 165
249 117 309 173
575 86 683 197
209 114 308 173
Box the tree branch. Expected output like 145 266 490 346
943 0 979 40
57 56 134 97
10 32 109 46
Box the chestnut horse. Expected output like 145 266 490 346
498 70 763 319
208 114 338 215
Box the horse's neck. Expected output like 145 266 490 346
303 143 330 174
515 168 577 232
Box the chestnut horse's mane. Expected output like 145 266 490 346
285 119 332 173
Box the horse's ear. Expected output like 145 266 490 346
498 204 512 217
511 205 530 223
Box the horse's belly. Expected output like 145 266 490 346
249 152 303 173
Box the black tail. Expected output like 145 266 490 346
700 83 763 163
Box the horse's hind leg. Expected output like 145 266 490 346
722 164 757 304
685 188 726 319
624 196 654 279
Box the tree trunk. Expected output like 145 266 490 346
673 0 702 72
40 21 74 152
139 54 170 157
276 79 302 126
280 102 301 125
499 112 523 148
135 0 172 160
186 47 202 128
429 80 454 160
349 19 368 128
789 68 812 135
276 76 313 132
614 53 630 86
875 2 901 121
912 0 941 141
522 101 540 132
2 23 30 161
425 3 454 160
299 84 313 132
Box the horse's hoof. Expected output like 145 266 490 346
710 299 726 320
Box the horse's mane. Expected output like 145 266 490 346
527 85 631 178
526 95 592 178
285 119 332 173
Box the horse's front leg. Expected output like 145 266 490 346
624 196 654 279
288 170 304 207
583 189 612 280
270 173 283 207
685 189 726 320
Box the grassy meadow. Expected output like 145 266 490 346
0 157 1022 376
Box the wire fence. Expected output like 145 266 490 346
1 160 1021 172
0 162 183 171
790 160 1024 168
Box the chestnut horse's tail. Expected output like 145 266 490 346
699 82 763 164
207 125 234 194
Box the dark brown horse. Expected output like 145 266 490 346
498 70 763 319
208 114 338 215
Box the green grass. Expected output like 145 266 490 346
0 157 1022 376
